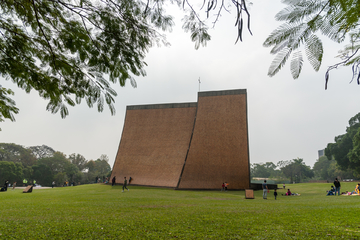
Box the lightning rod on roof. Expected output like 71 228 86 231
198 78 201 92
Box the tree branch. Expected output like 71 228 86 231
31 0 59 71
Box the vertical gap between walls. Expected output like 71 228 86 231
175 95 199 189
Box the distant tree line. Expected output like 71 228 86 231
251 112 360 182
0 143 111 186
251 157 356 183
251 158 314 183
325 113 360 178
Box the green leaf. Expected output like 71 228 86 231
305 34 323 71
268 47 293 77
290 51 303 79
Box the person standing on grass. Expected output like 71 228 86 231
334 178 341 196
122 177 129 192
112 176 116 186
4 180 9 191
12 182 16 190
225 182 229 192
274 189 278 200
221 183 225 192
283 183 285 189
52 181 55 188
262 180 268 199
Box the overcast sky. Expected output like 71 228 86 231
1 0 359 169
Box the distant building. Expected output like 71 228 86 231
318 149 325 159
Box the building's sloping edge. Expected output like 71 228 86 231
175 102 199 189
109 106 129 184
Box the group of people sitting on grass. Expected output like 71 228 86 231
326 186 336 195
326 182 360 196
281 189 300 196
342 183 360 195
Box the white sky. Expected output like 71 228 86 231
1 0 359 169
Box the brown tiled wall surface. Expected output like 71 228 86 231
110 106 196 187
110 89 250 190
177 94 250 189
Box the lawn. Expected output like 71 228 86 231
1 182 360 239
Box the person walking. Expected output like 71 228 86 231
52 181 55 188
221 183 225 192
334 178 341 196
12 182 16 190
225 182 229 192
262 180 268 199
112 176 116 186
122 177 129 192
274 189 278 200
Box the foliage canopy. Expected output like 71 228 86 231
325 112 360 177
279 158 313 183
0 143 37 167
264 0 360 88
2 0 359 128
0 0 252 125
0 143 111 185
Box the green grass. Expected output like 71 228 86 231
1 182 360 239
